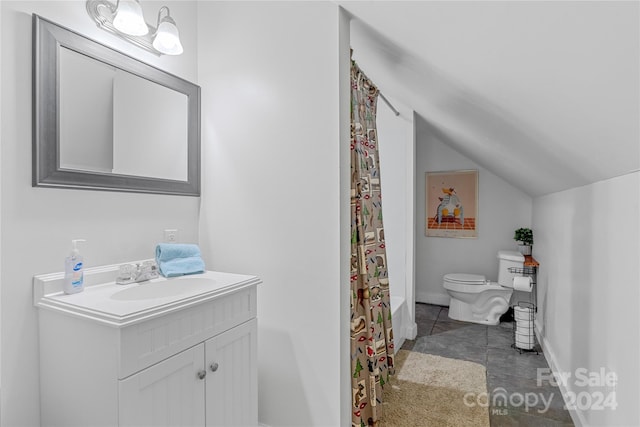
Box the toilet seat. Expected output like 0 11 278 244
443 273 506 294
443 273 486 285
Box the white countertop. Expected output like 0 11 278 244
34 267 260 327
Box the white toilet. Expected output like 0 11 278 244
443 250 524 325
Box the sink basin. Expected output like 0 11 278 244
111 277 216 301
35 268 259 327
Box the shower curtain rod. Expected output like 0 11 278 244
379 91 400 117
350 49 400 117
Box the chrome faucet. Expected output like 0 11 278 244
116 261 159 285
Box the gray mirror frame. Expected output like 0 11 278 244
33 14 201 196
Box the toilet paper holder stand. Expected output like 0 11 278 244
508 256 539 354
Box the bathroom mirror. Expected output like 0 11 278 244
33 15 200 196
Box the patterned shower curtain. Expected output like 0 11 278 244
350 60 395 427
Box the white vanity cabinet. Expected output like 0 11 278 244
34 269 260 427
119 319 257 427
119 342 207 426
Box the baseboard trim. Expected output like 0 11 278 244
416 290 450 306
406 322 418 340
535 320 585 427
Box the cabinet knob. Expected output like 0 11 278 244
197 370 207 380
210 362 219 372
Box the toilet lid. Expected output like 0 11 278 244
444 273 486 284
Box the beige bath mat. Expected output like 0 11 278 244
380 350 490 427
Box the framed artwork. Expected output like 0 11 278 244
426 170 478 238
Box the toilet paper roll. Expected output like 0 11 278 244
513 276 533 292
515 311 533 323
516 321 534 333
515 332 535 350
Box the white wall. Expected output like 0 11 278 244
0 0 3 407
0 2 199 425
338 9 352 425
533 172 640 426
197 2 349 426
375 96 417 339
416 117 533 304
376 99 409 298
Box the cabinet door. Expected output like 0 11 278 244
205 318 258 427
119 343 206 427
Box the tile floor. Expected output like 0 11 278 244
401 303 574 426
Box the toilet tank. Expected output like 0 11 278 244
497 250 525 287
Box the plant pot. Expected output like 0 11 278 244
518 245 532 256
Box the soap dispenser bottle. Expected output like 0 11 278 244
64 239 86 294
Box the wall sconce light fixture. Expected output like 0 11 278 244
87 0 183 56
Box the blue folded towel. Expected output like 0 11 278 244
158 256 205 278
156 243 201 261
155 243 205 277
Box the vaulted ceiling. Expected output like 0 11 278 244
339 1 639 197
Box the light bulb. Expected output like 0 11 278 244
113 0 148 36
153 18 183 55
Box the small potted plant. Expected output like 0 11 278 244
514 228 533 255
